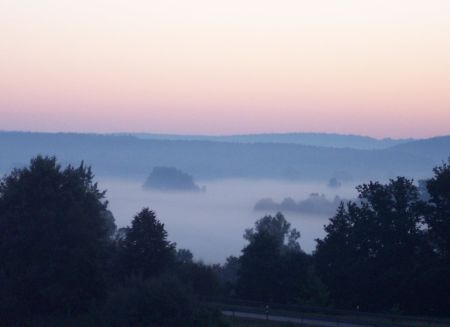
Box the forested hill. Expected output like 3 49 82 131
0 131 448 181
126 132 411 149
389 136 450 161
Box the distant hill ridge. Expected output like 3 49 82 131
0 131 448 181
389 136 450 160
121 132 413 150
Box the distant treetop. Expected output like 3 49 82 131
143 166 203 192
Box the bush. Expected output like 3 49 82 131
97 275 228 327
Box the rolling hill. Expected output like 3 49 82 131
0 131 448 182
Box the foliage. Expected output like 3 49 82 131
254 194 346 216
0 156 114 322
214 256 240 296
143 166 202 191
315 170 450 314
425 159 450 258
2 155 450 322
176 260 223 297
237 213 327 304
117 208 176 279
176 248 194 263
98 275 228 327
244 213 301 252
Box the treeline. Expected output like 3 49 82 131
254 193 347 215
238 161 450 315
0 156 449 326
315 171 450 314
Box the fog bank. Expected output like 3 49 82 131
99 178 357 263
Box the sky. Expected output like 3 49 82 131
1 0 449 138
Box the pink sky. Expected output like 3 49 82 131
1 0 449 138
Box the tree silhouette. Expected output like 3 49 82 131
420 160 450 314
315 177 433 312
237 213 323 304
244 212 301 252
426 159 450 259
118 208 175 279
0 156 114 321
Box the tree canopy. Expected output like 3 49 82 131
0 156 115 321
237 213 326 304
117 208 176 279
315 166 450 314
426 160 450 259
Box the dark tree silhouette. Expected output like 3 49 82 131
214 256 240 296
176 248 194 264
420 160 450 314
99 275 227 327
0 156 114 321
315 177 435 313
426 159 450 258
175 261 222 297
243 212 301 252
237 213 325 304
118 208 175 279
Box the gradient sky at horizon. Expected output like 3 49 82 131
1 0 449 138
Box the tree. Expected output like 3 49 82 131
237 213 322 304
214 256 240 296
421 160 450 314
176 248 194 264
243 212 301 252
0 156 114 321
176 260 222 297
425 159 450 259
143 167 202 192
314 203 356 308
237 232 283 302
118 208 175 279
315 177 431 312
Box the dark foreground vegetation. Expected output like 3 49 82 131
0 156 449 325
0 157 226 326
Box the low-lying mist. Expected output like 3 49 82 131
99 178 358 263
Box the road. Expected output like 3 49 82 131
222 310 376 327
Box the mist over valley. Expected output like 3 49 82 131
3 1 450 322
100 177 358 262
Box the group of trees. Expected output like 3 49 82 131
315 162 450 314
143 166 204 192
0 156 226 326
0 155 449 325
233 213 327 305
219 161 450 315
254 193 345 215
0 157 112 321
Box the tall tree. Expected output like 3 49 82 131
315 177 431 312
118 208 175 279
421 160 450 314
0 156 114 321
426 159 450 259
237 213 323 304
243 212 301 252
